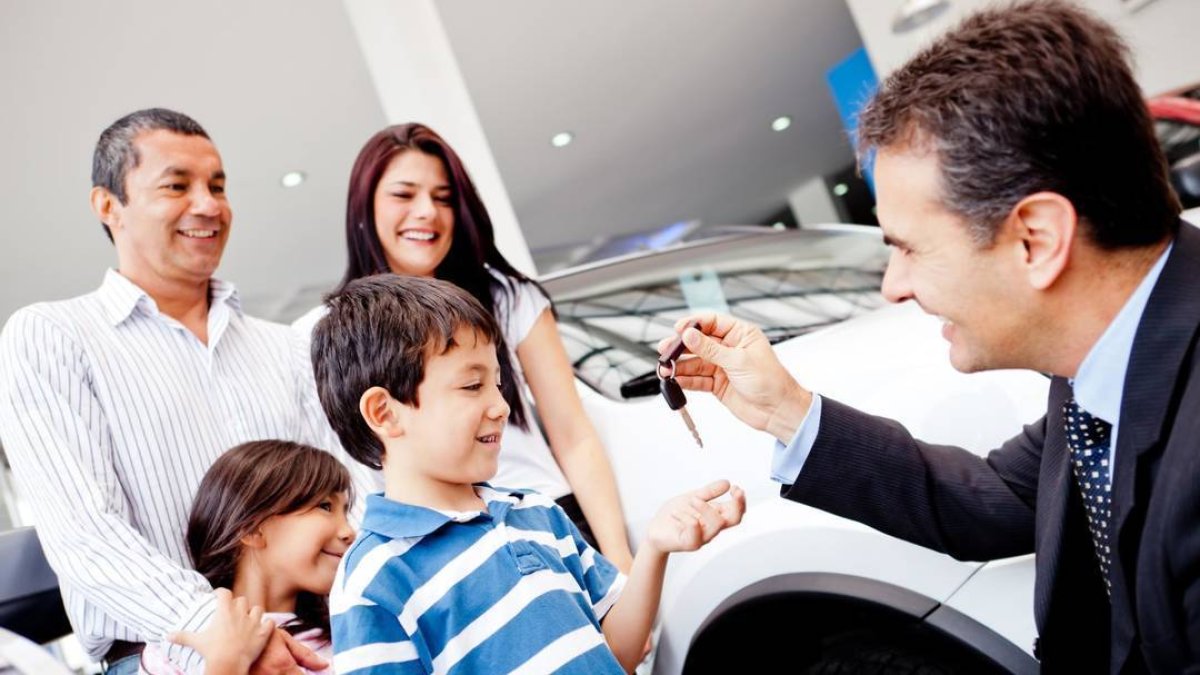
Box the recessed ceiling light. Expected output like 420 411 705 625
833 183 849 196
551 131 574 148
892 0 951 34
771 116 792 132
280 171 306 188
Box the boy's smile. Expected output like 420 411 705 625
386 326 511 509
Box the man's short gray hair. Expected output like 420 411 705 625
91 108 210 242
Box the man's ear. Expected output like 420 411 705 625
90 186 120 233
359 386 404 438
1009 191 1077 291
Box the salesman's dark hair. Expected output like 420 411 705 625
856 0 1179 249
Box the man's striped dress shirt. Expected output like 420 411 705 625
0 270 363 670
332 486 627 674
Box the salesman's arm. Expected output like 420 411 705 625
666 312 1040 561
0 308 215 668
785 395 1041 560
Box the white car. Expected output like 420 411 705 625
541 225 1047 674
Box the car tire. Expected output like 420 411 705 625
804 631 985 675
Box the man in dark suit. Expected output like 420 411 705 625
665 2 1198 672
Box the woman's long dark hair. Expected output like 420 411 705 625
337 123 550 430
187 440 353 640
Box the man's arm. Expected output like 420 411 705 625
664 312 1041 561
787 396 1042 561
0 309 215 665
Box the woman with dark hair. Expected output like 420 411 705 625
294 123 634 572
140 440 354 674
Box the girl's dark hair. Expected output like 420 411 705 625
337 122 551 430
186 440 352 639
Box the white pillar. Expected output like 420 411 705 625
788 176 840 227
341 0 537 275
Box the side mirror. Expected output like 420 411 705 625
1170 153 1200 208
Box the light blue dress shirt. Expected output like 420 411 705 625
772 244 1172 487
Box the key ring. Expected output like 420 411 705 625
657 359 676 381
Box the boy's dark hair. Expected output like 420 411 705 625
92 108 210 242
312 274 507 470
856 0 1179 250
187 440 352 640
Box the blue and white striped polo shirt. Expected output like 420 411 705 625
331 486 627 674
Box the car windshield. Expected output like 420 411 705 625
542 227 889 400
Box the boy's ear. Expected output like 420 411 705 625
359 386 404 438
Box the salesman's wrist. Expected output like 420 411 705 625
764 383 812 444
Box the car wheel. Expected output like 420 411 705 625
805 630 977 675
682 593 1012 675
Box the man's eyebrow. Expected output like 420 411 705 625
154 167 190 180
153 167 225 181
882 233 909 249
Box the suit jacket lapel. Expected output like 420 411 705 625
1034 377 1073 629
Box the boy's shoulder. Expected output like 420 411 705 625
351 487 574 554
344 487 577 573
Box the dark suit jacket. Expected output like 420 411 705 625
784 222 1200 673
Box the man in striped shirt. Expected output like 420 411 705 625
0 109 353 674
311 275 746 673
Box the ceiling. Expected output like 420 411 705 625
0 0 862 323
438 0 862 248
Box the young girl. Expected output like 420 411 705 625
140 440 354 674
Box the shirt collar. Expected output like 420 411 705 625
1072 242 1172 424
360 484 522 540
97 269 243 327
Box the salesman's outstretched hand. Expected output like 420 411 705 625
659 313 812 443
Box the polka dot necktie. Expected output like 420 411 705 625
1063 398 1113 597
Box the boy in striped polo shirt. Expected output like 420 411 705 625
311 274 745 674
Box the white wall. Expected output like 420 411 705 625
845 0 1200 95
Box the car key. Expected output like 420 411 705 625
659 364 703 448
657 321 704 447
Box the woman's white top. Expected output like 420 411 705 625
292 269 571 499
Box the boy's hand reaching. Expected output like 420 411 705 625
602 479 745 670
646 479 745 553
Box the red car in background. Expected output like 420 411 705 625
1149 84 1200 208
